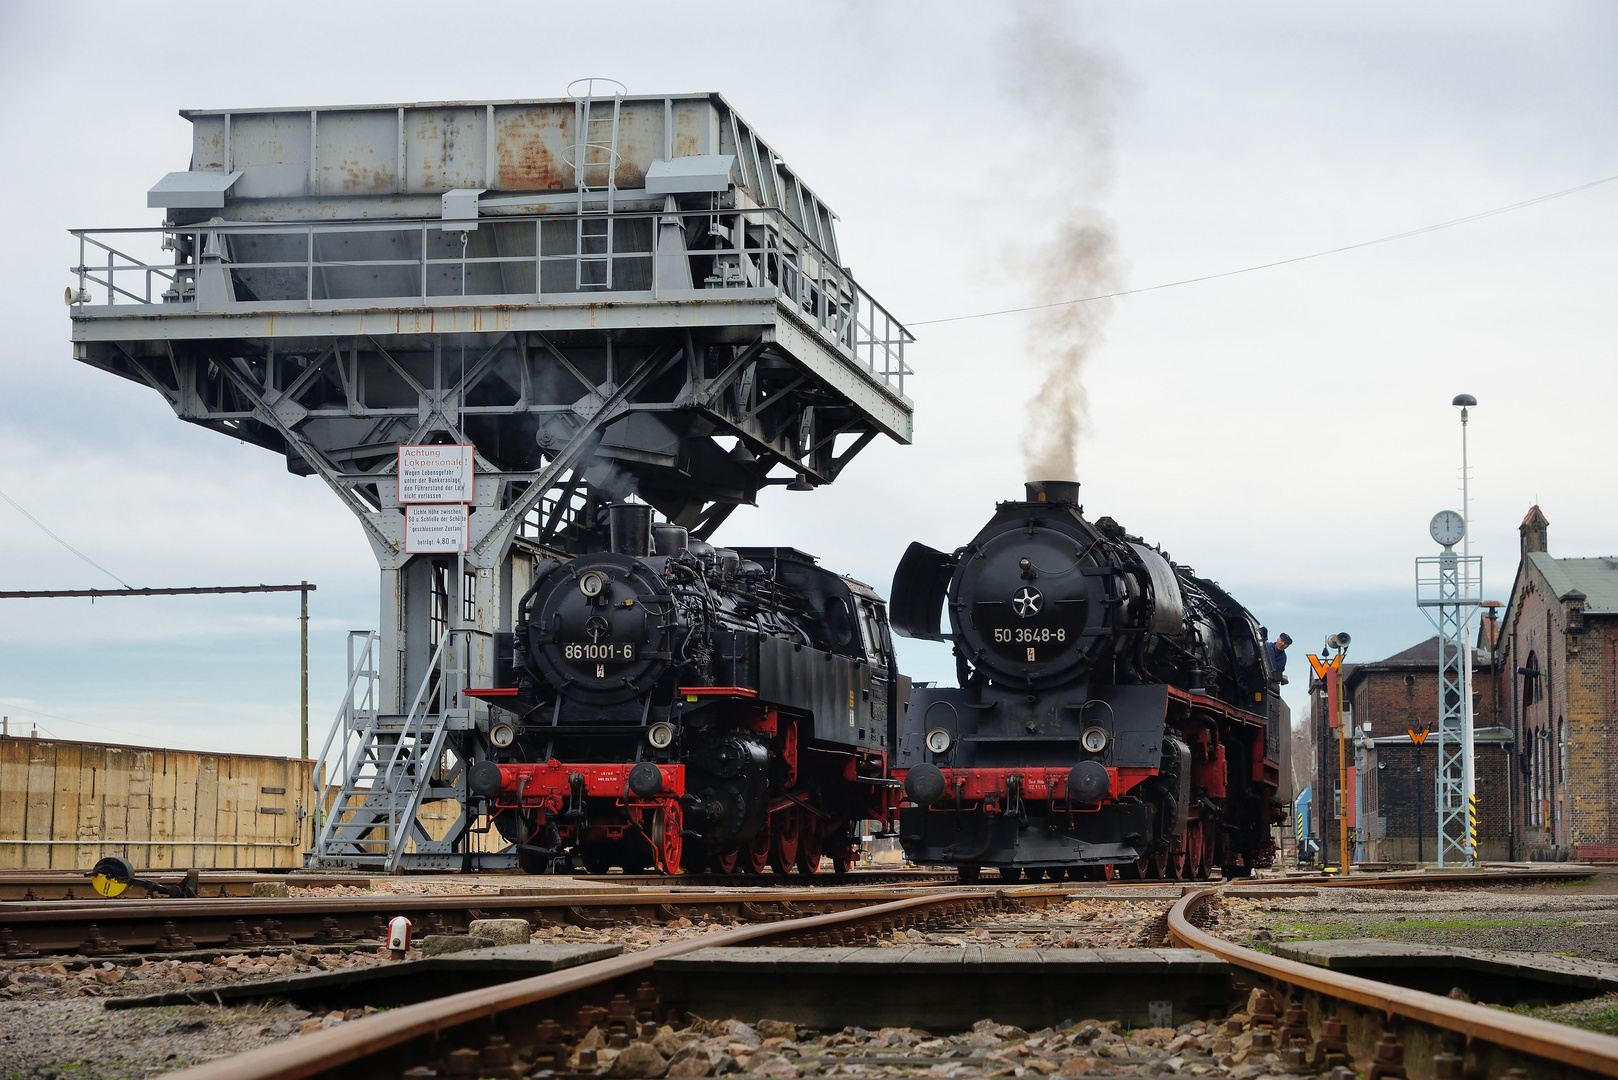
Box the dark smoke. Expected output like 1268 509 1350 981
1003 7 1129 482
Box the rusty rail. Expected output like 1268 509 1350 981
0 883 1074 957
172 888 1000 1080
1168 886 1618 1079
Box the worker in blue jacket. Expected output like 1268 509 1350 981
1266 633 1292 685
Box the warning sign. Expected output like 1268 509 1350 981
405 504 469 553
398 445 474 504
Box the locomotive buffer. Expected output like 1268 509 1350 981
67 88 913 871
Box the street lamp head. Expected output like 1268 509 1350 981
1452 394 1476 407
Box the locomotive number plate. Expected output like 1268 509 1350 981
564 642 636 662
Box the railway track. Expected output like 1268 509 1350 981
0 866 1589 958
1167 886 1618 1079
0 884 1075 958
125 868 1616 1079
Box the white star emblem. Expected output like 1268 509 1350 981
1012 587 1043 618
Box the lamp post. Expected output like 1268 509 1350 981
1453 394 1478 859
1313 633 1352 871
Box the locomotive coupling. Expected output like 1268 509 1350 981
903 762 947 806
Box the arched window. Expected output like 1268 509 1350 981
1523 652 1541 707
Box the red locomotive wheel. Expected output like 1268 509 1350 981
770 808 800 875
1186 824 1208 881
827 829 854 876
1167 836 1187 881
652 804 683 875
1099 862 1115 882
714 847 740 873
746 822 771 874
796 815 824 875
1149 848 1168 879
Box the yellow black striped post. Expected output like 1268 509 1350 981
1468 794 1478 860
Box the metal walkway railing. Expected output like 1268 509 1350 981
68 203 912 399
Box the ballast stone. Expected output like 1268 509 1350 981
468 918 532 946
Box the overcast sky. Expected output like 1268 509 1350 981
1 2 1614 757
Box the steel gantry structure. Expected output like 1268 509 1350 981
67 88 913 871
1417 527 1482 866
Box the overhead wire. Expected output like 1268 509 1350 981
909 172 1618 327
0 484 133 588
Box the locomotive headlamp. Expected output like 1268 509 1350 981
647 722 676 749
1080 726 1108 753
489 722 517 748
578 571 607 598
925 728 953 754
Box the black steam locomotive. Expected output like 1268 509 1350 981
890 481 1283 881
468 504 906 875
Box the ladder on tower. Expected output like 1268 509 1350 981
568 78 624 291
308 630 468 871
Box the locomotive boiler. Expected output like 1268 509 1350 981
889 480 1283 881
468 504 906 875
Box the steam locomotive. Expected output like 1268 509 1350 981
468 504 905 875
890 481 1283 881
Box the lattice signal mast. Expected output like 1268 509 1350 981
1417 509 1480 866
66 87 914 871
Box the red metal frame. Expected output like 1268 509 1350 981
488 761 686 811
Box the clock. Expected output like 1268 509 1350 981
1430 510 1465 547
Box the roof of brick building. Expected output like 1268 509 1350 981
1363 636 1489 668
1528 552 1618 613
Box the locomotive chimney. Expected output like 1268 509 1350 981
1025 480 1081 505
609 503 654 558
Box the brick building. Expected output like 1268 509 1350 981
1495 507 1618 860
1304 637 1506 866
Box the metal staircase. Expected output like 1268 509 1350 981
308 629 471 871
568 78 624 290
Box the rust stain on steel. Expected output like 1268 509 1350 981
495 106 568 192
1168 886 1618 1079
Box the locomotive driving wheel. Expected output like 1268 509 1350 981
745 822 771 874
1167 834 1187 881
1186 823 1208 881
769 808 800 875
714 847 740 873
796 812 825 874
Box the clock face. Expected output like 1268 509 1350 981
1430 510 1465 547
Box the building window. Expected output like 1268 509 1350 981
430 563 449 648
1523 652 1541 706
463 568 477 624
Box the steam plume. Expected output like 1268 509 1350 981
1004 7 1128 482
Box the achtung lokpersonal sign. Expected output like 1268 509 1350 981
398 445 474 504
405 504 469 553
